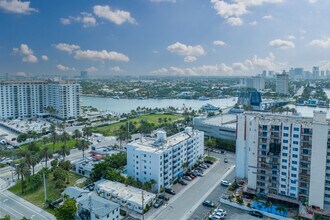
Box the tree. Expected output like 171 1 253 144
73 129 82 145
42 137 49 146
15 162 30 194
82 126 93 140
50 131 58 154
41 147 52 168
55 198 77 220
61 132 71 147
58 145 70 160
77 139 89 158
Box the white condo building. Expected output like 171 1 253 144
0 79 81 119
126 127 204 192
236 111 330 210
276 73 289 94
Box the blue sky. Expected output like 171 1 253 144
1 0 330 76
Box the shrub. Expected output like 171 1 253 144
236 197 243 205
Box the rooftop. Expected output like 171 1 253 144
61 186 89 199
201 114 237 129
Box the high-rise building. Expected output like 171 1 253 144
80 71 88 79
276 72 289 94
240 75 265 91
236 111 330 210
0 79 81 119
313 67 320 79
126 128 204 192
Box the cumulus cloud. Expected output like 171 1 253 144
234 0 283 6
54 43 80 54
0 0 37 14
151 53 284 76
262 14 273 19
309 37 330 49
308 0 317 3
110 66 125 72
41 55 49 61
74 49 129 62
86 66 98 73
249 21 258 25
60 12 97 28
93 5 136 25
227 17 243 26
213 40 226 46
150 0 176 2
269 39 295 49
287 35 296 40
167 42 205 62
12 44 38 63
56 64 75 72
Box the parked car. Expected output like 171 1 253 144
224 158 228 163
165 188 176 195
248 210 263 218
212 212 225 219
154 199 164 208
203 163 210 168
200 164 208 169
182 176 192 181
205 160 214 165
158 194 169 201
196 167 204 172
214 208 227 216
209 214 223 220
192 171 203 177
220 180 230 187
189 174 196 179
202 200 215 207
178 179 187 185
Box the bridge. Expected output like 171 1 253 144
262 100 289 110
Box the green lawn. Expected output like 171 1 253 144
93 113 183 136
9 171 82 209
20 138 77 153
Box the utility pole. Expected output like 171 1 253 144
43 171 47 207
141 190 144 220
89 195 92 220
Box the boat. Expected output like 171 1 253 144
198 96 210 101
201 103 220 111
113 95 120 99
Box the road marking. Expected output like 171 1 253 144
183 165 236 220
31 214 35 219
0 200 25 219
3 199 7 202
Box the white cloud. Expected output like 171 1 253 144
0 0 37 14
233 0 283 6
249 20 257 25
308 0 317 3
213 40 226 46
12 44 38 63
86 66 98 73
184 56 197 63
54 43 80 54
15 71 28 77
287 35 296 40
151 53 284 76
74 49 129 62
41 55 49 61
269 39 295 49
150 0 176 2
309 37 330 49
262 15 273 19
110 66 125 72
227 17 243 26
56 64 75 72
60 12 97 28
93 5 136 25
167 42 205 58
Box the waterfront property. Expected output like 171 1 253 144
0 79 81 120
95 180 156 214
193 114 236 141
126 127 204 192
236 111 330 214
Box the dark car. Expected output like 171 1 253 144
165 188 176 195
158 194 169 201
224 158 228 163
202 200 215 207
248 210 263 218
182 176 192 181
154 199 164 208
178 179 188 185
205 160 214 165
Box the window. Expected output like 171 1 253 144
283 146 288 150
293 148 298 151
281 178 286 181
290 193 296 197
292 167 297 171
291 180 296 184
282 165 287 169
290 186 296 190
294 127 300 131
262 125 267 130
292 161 297 165
281 172 287 175
283 140 288 143
291 174 297 178
284 133 289 137
284 126 289 130
292 154 298 158
280 191 285 194
281 184 286 188
304 149 309 155
293 134 299 138
282 159 287 163
293 141 299 145
282 153 288 157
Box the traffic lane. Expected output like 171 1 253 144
189 169 236 220
153 161 234 220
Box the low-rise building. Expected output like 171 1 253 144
193 114 236 141
72 158 98 178
126 127 204 192
61 186 89 200
95 180 156 214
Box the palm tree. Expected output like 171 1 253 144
50 131 58 154
61 131 71 147
73 129 82 145
30 153 40 175
15 162 29 194
50 123 56 133
41 147 52 167
77 139 89 158
83 126 93 140
42 136 49 146
59 145 70 160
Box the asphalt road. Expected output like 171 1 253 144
146 152 235 220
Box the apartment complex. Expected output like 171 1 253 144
276 73 289 94
126 127 204 192
240 75 265 91
236 111 330 210
0 79 81 119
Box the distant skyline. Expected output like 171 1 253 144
1 0 330 76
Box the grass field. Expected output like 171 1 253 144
20 138 77 153
93 113 183 136
9 171 82 209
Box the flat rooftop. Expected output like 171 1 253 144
96 180 156 205
200 114 237 129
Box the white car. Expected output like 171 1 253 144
214 208 227 216
212 212 225 219
220 180 230 187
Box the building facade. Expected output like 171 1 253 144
0 79 81 119
276 73 289 94
240 75 265 91
126 127 204 192
236 111 330 210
